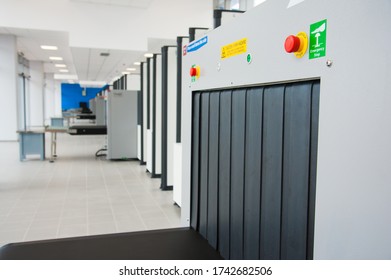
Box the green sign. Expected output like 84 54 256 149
309 19 327 59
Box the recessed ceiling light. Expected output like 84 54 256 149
122 71 130 75
54 74 78 80
79 80 106 87
59 69 69 73
133 62 141 66
144 53 153 58
126 68 136 71
49 56 63 61
55 64 67 68
41 45 58 50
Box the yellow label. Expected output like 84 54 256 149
221 38 247 59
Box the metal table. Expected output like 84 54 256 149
44 126 69 162
17 130 45 161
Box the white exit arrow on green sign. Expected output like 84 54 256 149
309 19 327 59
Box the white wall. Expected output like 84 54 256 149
54 80 62 116
0 0 213 51
155 56 162 175
167 47 177 186
126 74 140 91
0 34 18 140
28 61 44 127
44 73 55 125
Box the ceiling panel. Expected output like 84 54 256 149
0 27 178 84
0 27 77 76
71 47 143 82
70 0 154 8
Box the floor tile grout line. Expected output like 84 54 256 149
5 159 43 221
0 135 180 244
22 160 56 242
121 167 150 230
92 156 119 234
121 167 156 231
55 156 73 239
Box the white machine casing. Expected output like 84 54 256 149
181 0 391 259
107 90 138 160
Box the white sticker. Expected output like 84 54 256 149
287 0 305 8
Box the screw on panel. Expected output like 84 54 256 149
326 59 333 67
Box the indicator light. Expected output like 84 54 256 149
284 32 308 58
190 68 197 77
190 65 201 82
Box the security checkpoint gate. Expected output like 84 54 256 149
181 0 391 259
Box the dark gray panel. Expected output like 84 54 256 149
307 81 320 260
243 87 263 260
260 85 285 260
281 83 312 260
218 90 232 259
199 92 210 238
207 92 220 249
191 93 201 230
230 89 246 259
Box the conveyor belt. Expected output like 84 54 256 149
0 228 222 260
68 125 107 135
77 114 96 120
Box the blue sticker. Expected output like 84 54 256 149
187 36 208 53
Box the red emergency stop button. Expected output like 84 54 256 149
284 32 308 58
190 65 201 82
284 35 301 53
190 67 197 77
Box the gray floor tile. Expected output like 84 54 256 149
0 230 26 244
144 217 173 230
57 224 88 238
24 226 58 242
0 135 180 245
0 221 32 232
88 222 117 235
30 219 59 229
88 214 115 224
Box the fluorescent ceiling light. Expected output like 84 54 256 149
41 45 58 50
55 64 66 68
144 53 153 58
126 68 136 71
59 69 69 73
133 62 141 66
49 56 63 61
54 74 78 80
122 71 130 75
79 80 107 88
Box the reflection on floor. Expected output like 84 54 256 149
0 133 180 248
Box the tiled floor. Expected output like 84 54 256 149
0 133 181 248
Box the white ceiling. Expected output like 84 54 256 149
70 0 154 8
71 47 144 81
0 27 76 76
0 0 210 85
0 26 150 84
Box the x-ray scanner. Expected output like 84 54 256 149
106 90 138 160
180 0 391 260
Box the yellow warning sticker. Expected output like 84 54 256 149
221 38 247 59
